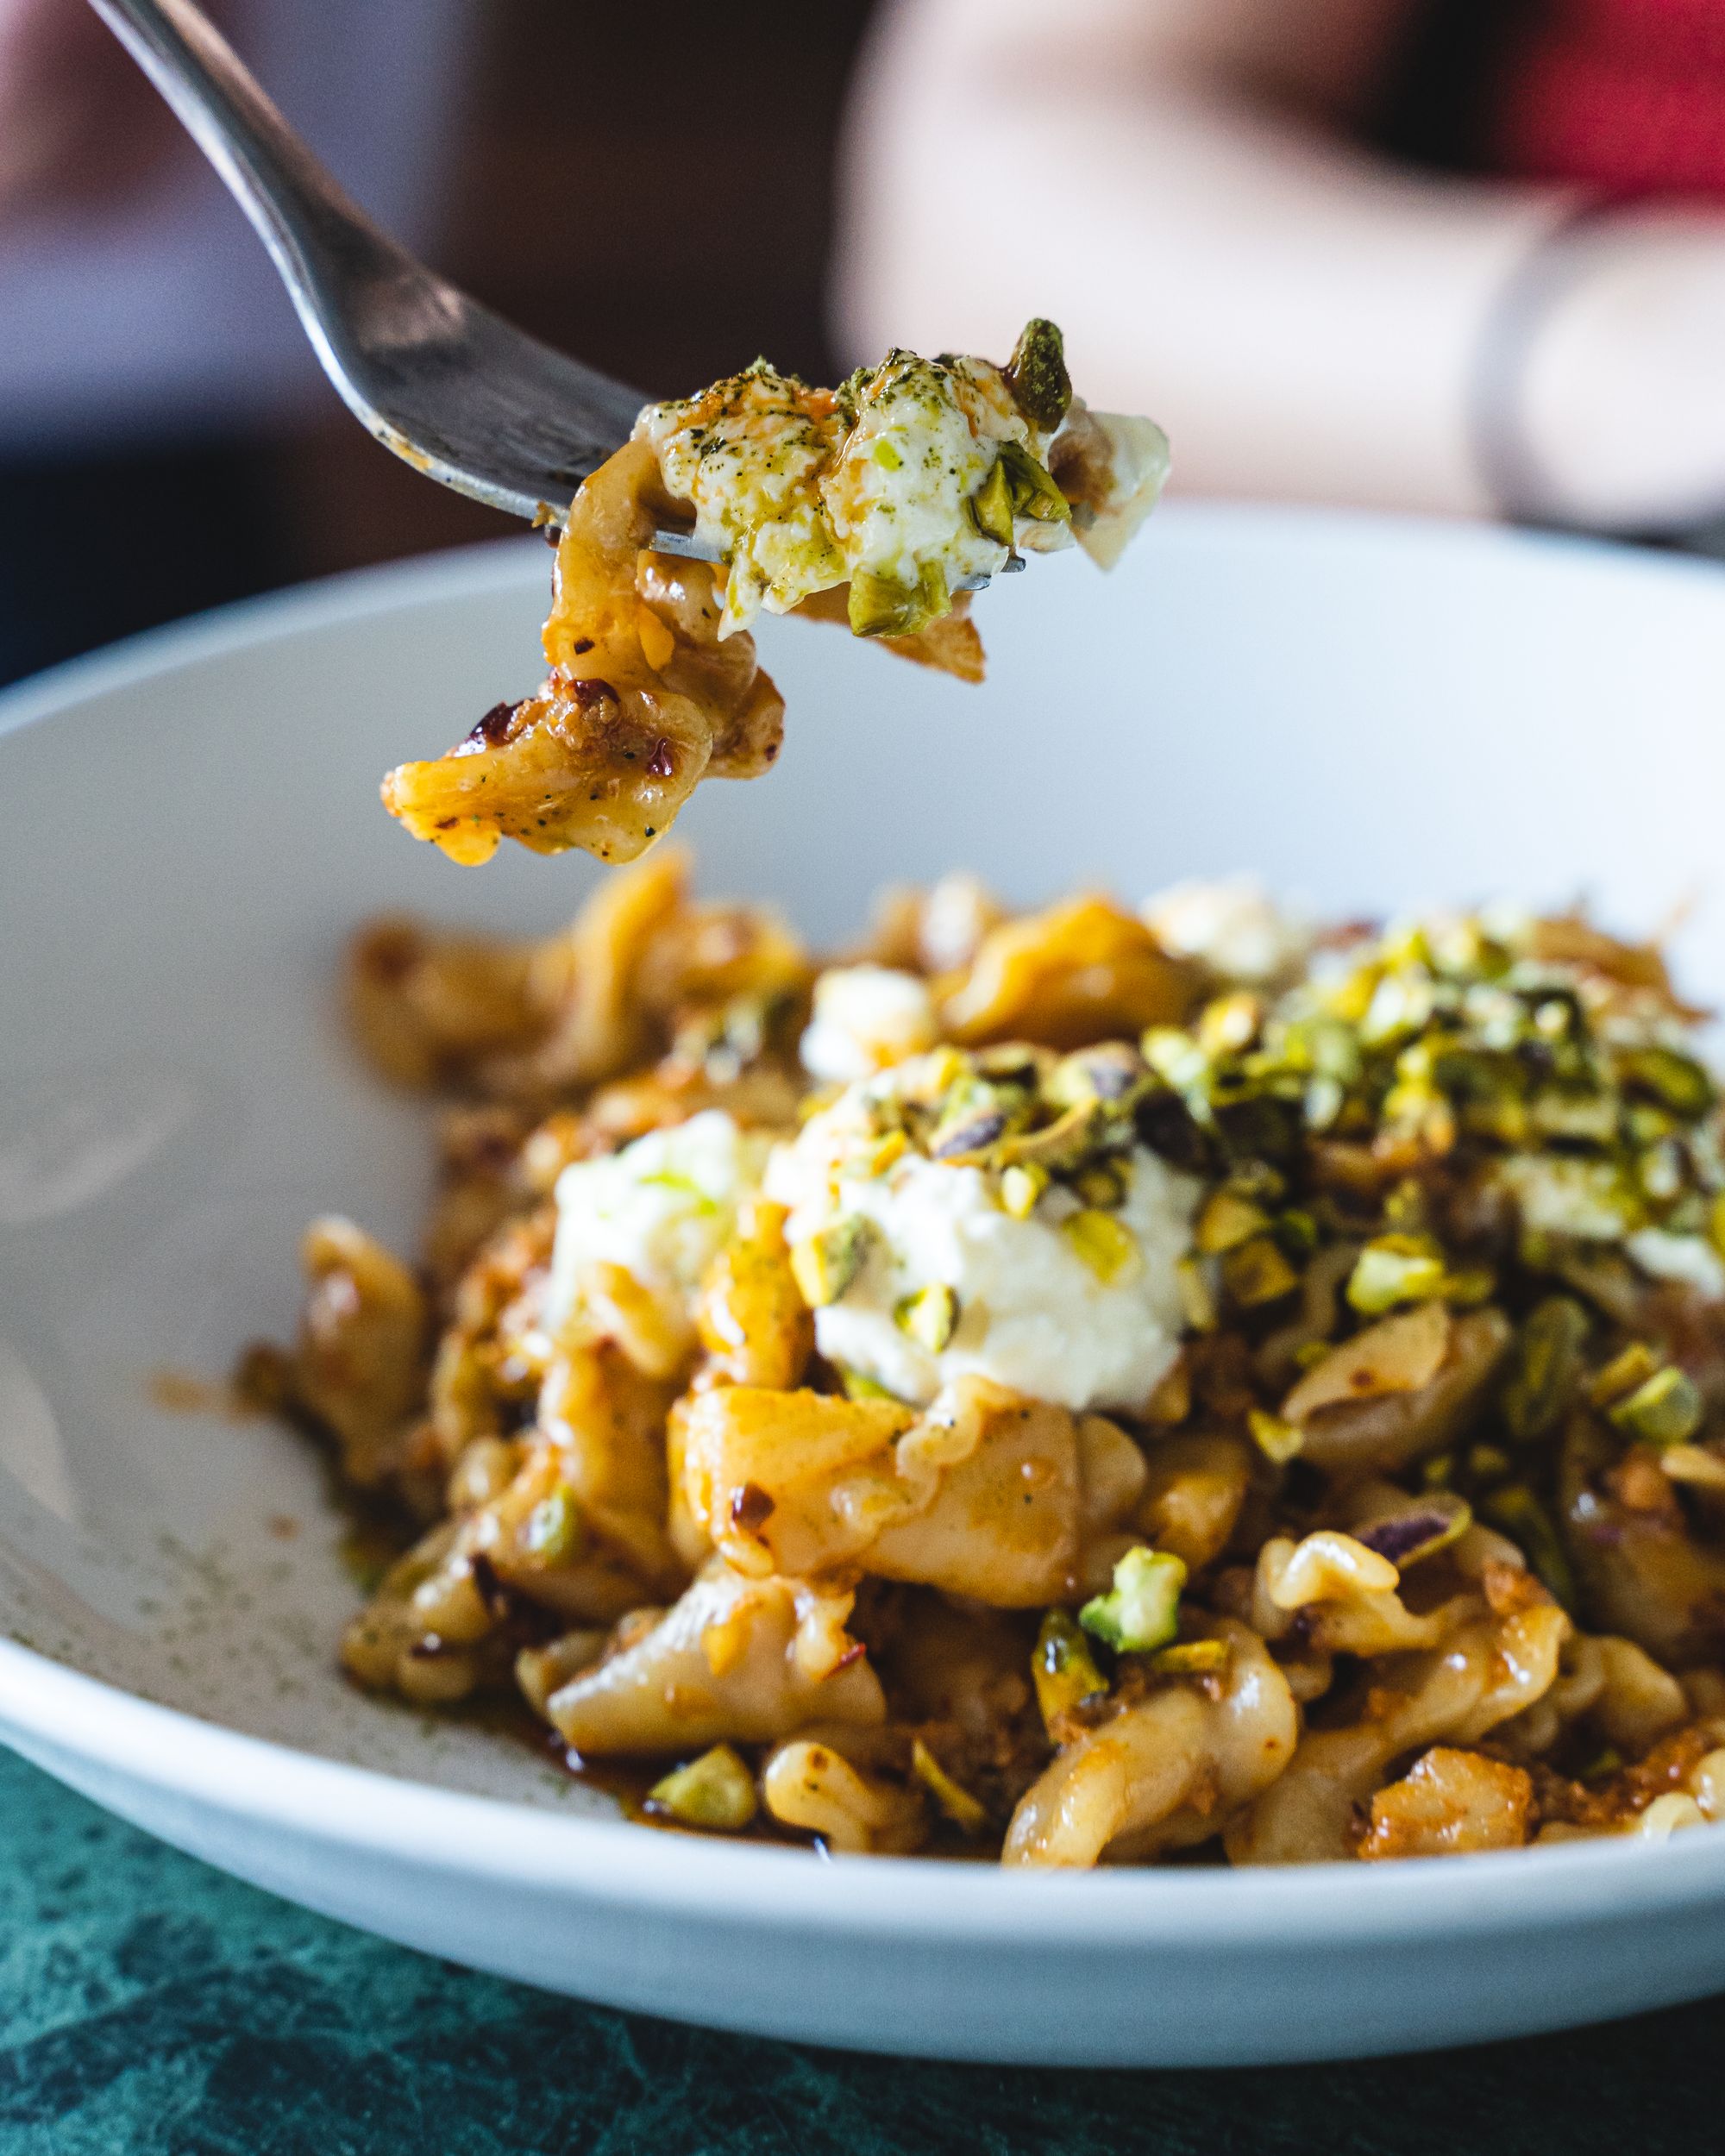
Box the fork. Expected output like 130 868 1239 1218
87 0 1009 586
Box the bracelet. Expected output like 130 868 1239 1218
1467 196 1622 528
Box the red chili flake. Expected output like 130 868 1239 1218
645 736 675 778
730 1482 775 1532
454 699 518 756
573 636 595 654
570 678 618 713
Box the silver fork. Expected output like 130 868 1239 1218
87 0 1008 586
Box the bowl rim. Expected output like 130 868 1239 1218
6 1632 1725 1946
4 504 1725 1954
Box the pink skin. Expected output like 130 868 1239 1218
842 0 1725 529
0 0 198 219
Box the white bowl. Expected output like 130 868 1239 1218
3 506 1725 2066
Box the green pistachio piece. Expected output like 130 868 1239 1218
1195 1189 1273 1256
790 1217 873 1307
1221 1235 1302 1307
1478 1484 1578 1612
648 1744 759 1832
969 455 1016 547
1032 1609 1107 1731
522 1487 581 1564
1147 1638 1231 1677
1616 1045 1714 1119
1000 1162 1049 1219
847 559 950 637
1003 317 1073 433
1501 1295 1591 1443
1590 1342 1662 1408
894 1282 959 1353
1346 1235 1448 1314
1608 1364 1705 1447
837 1364 900 1403
910 1738 991 1833
1352 1492 1472 1568
1248 1409 1304 1464
997 439 1070 523
1080 1546 1187 1653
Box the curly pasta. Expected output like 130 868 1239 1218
252 859 1725 1862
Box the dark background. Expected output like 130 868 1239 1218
276 0 881 586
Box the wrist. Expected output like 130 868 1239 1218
1472 202 1725 533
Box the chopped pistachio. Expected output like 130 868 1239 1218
647 1744 759 1832
1659 1443 1725 1489
1617 1045 1714 1117
1072 1161 1126 1210
1479 1484 1577 1611
522 1486 580 1563
969 455 1016 547
1195 1188 1272 1256
894 1282 959 1354
790 1217 872 1307
1273 1208 1320 1259
1063 1208 1140 1283
1142 1353 1191 1425
1590 1341 1662 1409
1080 1545 1187 1653
994 1100 1104 1175
1466 1442 1512 1483
910 1738 991 1833
1032 1608 1107 1730
997 438 1070 523
1148 1638 1231 1677
1608 1364 1704 1447
1346 1235 1448 1314
1198 992 1263 1056
867 1129 909 1176
1220 1235 1301 1307
1501 1295 1591 1443
1000 1162 1048 1219
838 1364 899 1403
1176 1254 1219 1332
1003 316 1073 432
1352 1493 1471 1568
848 559 950 638
1248 1408 1304 1464
1421 1451 1455 1489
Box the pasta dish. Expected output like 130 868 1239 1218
248 856 1725 1864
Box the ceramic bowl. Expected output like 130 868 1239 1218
3 507 1725 2064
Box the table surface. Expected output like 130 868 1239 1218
1 1746 1718 2156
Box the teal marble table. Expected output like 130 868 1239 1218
1 1745 1718 2156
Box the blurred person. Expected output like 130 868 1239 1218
0 0 475 687
839 0 1725 536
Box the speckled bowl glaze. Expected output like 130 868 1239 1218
3 510 1725 2065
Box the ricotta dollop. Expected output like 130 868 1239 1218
545 1111 772 1341
767 1087 1198 1413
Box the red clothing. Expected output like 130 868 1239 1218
1491 0 1725 192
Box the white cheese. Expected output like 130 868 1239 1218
767 1103 1198 1413
1496 1155 1637 1242
1142 876 1312 987
545 1111 772 1344
1627 1229 1725 1298
800 965 940 1085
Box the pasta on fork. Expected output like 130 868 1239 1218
381 322 1168 865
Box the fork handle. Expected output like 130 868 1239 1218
86 0 413 357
